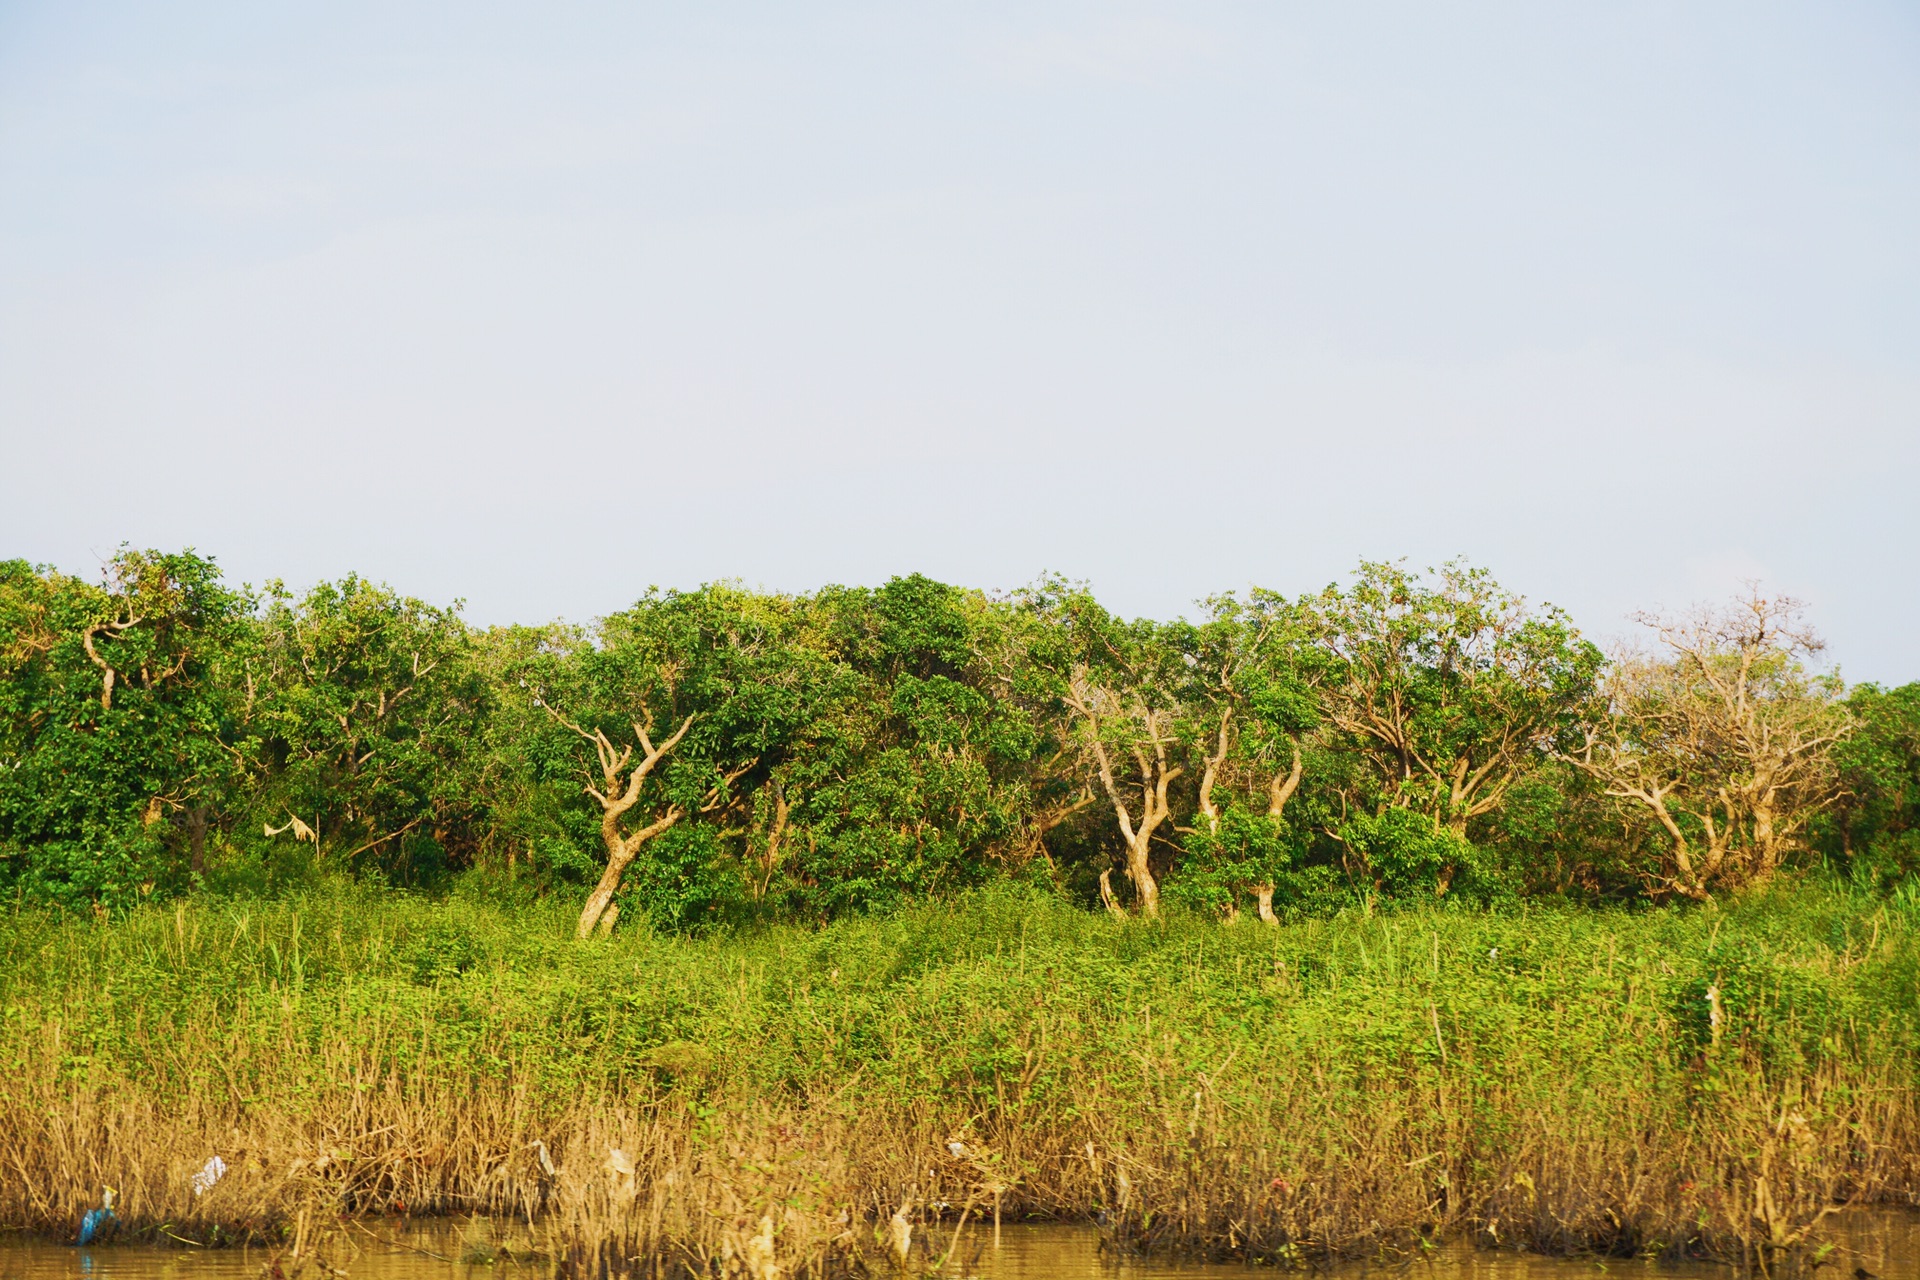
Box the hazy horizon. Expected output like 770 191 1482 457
3 4 1916 679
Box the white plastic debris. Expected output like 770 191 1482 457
743 1214 780 1280
887 1207 912 1263
603 1146 637 1202
190 1155 227 1198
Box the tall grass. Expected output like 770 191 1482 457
2 879 1916 1274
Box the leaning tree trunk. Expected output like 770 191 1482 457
546 710 700 939
577 807 683 938
576 845 636 939
577 856 629 940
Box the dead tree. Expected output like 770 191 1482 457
1570 590 1849 899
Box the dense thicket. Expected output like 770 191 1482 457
2 550 1913 924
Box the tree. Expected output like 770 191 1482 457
1305 561 1601 835
531 586 807 937
0 549 251 903
249 577 483 881
1821 682 1920 883
764 576 1047 915
546 696 705 936
1571 591 1850 899
1178 592 1323 922
1020 582 1186 918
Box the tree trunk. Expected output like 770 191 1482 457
577 851 634 938
1196 711 1230 834
1124 833 1159 917
1064 678 1178 921
186 806 209 876
1255 746 1301 924
755 786 792 899
551 711 699 939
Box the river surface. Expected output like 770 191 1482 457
2 1215 1916 1280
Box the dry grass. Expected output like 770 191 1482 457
1085 1037 1919 1274
7 1059 1905 1277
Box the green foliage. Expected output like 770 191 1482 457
246 576 484 884
1473 761 1637 899
1305 560 1603 828
1173 803 1306 916
1 879 1912 1126
1822 683 1920 885
459 624 598 881
621 822 744 931
0 549 251 906
764 577 1043 913
1337 806 1505 903
0 548 1902 922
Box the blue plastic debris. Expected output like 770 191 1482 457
76 1187 116 1246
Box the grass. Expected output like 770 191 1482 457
2 877 1917 1275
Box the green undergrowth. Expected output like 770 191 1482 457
3 878 1917 1123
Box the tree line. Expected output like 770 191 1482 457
2 550 1914 929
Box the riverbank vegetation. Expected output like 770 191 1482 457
5 548 1920 1274
1 881 1915 1272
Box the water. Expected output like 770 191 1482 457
961 1223 1727 1278
2 1214 1916 1280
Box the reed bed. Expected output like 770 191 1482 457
1 880 1915 1276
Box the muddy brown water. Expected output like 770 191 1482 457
2 1216 1917 1280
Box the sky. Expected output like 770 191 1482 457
1 3 1916 679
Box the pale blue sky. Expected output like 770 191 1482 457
2 4 1916 677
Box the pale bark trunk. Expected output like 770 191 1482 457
576 807 683 938
1268 748 1303 819
1072 691 1177 919
754 787 792 899
1251 746 1301 924
556 709 699 939
1196 710 1230 835
81 620 136 711
577 855 633 939
1124 833 1160 917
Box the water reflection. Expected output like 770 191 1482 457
963 1224 1720 1278
1 1213 1915 1280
